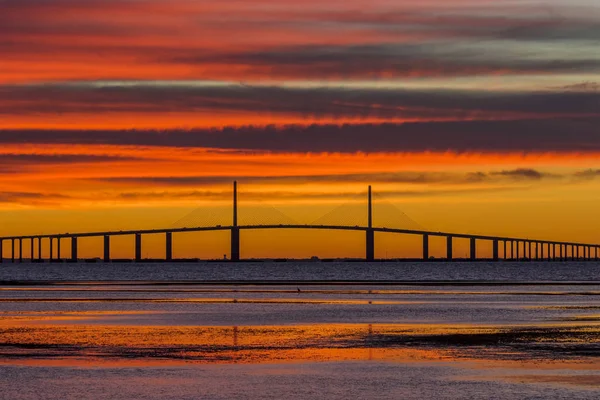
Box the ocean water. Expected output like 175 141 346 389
1 260 599 282
1 261 599 399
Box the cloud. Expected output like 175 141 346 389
168 42 600 79
0 154 147 164
1 1 599 83
2 83 598 120
92 169 559 187
0 191 70 205
490 169 557 180
1 117 600 154
113 186 520 203
573 169 600 179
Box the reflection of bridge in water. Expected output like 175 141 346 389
1 182 599 263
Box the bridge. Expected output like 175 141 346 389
1 182 599 263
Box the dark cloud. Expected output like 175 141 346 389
490 169 557 180
573 169 600 179
93 169 560 187
0 191 70 205
170 42 600 78
1 83 599 122
1 117 599 154
114 186 520 203
96 172 460 186
0 154 147 164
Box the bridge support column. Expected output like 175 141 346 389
587 246 591 261
366 229 375 261
71 237 78 262
0 239 3 263
30 238 34 261
11 239 15 263
446 236 453 260
511 241 515 260
19 239 22 263
596 247 598 261
470 238 476 260
38 238 42 261
135 234 142 262
560 244 564 261
57 238 61 261
493 239 499 261
104 235 110 262
516 241 520 260
231 228 240 262
576 246 580 260
503 241 507 260
166 232 173 261
528 242 532 260
422 234 429 261
49 238 53 262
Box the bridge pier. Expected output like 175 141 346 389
446 236 453 260
470 238 476 260
135 234 142 262
57 238 61 261
511 241 515 260
588 246 592 261
366 229 375 261
422 234 429 260
71 237 78 262
19 238 22 263
0 239 2 263
503 240 507 260
493 239 499 261
104 235 110 262
231 228 240 262
166 232 173 261
38 238 42 261
30 238 34 261
559 244 564 261
516 241 521 260
11 239 15 263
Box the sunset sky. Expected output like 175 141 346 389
1 0 600 259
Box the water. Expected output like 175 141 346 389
1 261 599 282
1 261 599 399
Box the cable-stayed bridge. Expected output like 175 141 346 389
1 182 599 263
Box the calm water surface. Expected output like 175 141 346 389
0 261 599 399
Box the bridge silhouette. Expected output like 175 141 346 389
1 181 599 263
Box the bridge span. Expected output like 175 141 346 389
1 182 599 263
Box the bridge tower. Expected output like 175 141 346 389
231 181 240 261
366 185 375 261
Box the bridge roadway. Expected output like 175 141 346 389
0 224 598 263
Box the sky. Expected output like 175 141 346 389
1 0 600 259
